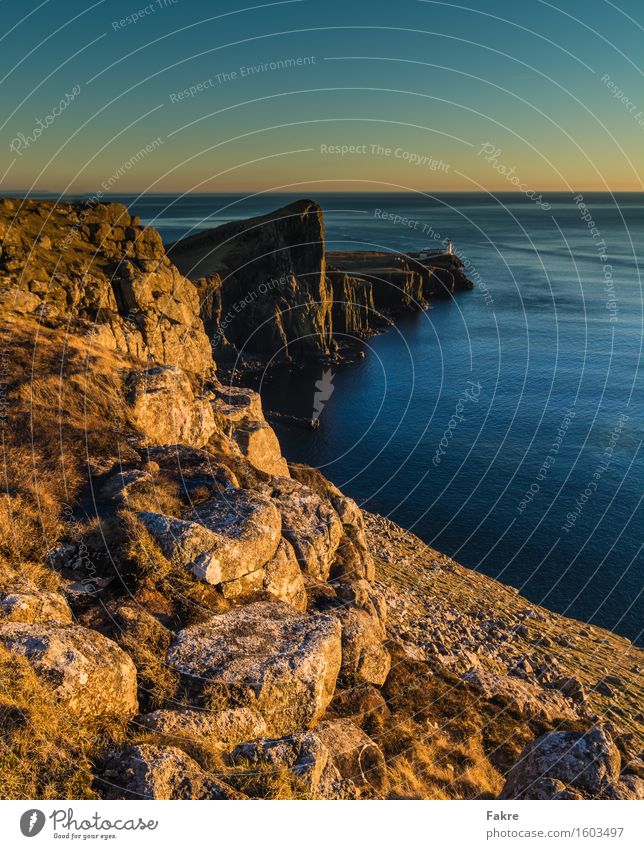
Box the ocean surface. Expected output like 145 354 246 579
65 191 644 642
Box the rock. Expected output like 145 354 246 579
268 477 343 580
102 744 244 799
334 606 391 686
169 199 334 360
329 685 390 729
138 487 281 589
549 677 587 704
305 577 339 611
145 444 238 495
0 623 138 718
501 727 621 800
167 601 342 735
0 200 213 374
314 719 388 795
289 463 375 580
232 421 290 477
463 669 578 723
230 732 347 798
99 468 151 503
137 707 267 750
0 589 72 624
210 384 289 477
263 538 307 610
125 366 216 448
333 579 387 628
602 774 644 800
593 679 615 697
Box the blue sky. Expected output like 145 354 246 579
2 0 643 192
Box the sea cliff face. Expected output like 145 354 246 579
168 199 474 363
0 196 641 801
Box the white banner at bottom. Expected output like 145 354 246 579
0 799 641 848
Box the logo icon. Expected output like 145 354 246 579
312 369 335 424
20 810 46 837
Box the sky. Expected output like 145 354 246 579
1 0 643 194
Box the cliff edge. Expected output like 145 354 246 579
0 197 641 801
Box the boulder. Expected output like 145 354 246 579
137 707 267 750
101 744 244 800
269 477 343 580
232 421 290 477
501 727 621 800
0 623 138 718
230 732 346 798
0 589 72 625
263 538 307 610
138 487 281 589
210 384 289 477
125 366 215 448
329 685 391 729
463 669 578 723
313 719 388 795
167 601 342 735
334 606 391 686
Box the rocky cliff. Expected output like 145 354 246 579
168 199 334 361
168 200 474 363
0 197 641 802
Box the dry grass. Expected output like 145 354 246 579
113 510 229 626
0 316 135 572
0 646 126 799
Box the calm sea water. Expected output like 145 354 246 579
86 191 643 642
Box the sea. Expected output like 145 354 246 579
53 191 644 642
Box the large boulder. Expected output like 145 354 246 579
313 719 388 796
501 727 621 800
138 488 281 590
0 588 72 625
230 732 355 799
210 384 289 477
125 366 215 447
230 731 342 799
137 707 267 751
101 744 243 800
463 669 578 723
0 623 138 718
334 606 391 687
167 601 342 735
263 538 307 610
268 477 343 580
